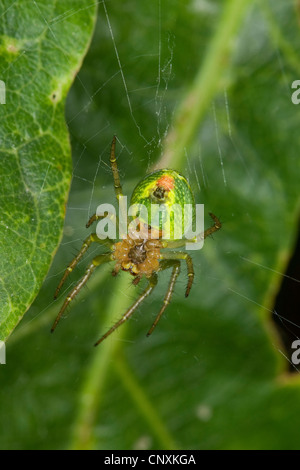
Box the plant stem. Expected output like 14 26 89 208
114 354 177 450
70 273 135 449
153 0 252 171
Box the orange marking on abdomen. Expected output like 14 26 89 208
156 175 174 191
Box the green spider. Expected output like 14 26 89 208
52 137 221 345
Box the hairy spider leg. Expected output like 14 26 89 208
86 211 118 229
163 212 222 250
146 259 181 337
160 251 194 298
51 253 113 333
144 215 221 337
94 273 158 346
86 136 123 229
109 135 123 202
203 212 222 239
54 234 113 300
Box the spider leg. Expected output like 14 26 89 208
160 251 194 297
94 273 158 346
86 211 118 229
86 213 98 228
146 260 181 337
162 212 222 250
86 136 123 229
54 234 113 299
203 212 222 239
110 135 123 202
51 253 112 333
86 212 112 229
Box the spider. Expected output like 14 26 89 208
51 137 221 345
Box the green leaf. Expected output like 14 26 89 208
1 0 300 450
0 0 97 340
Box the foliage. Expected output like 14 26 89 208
0 0 300 450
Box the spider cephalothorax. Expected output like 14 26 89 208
112 237 162 278
52 136 222 345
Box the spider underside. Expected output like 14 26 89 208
52 137 221 345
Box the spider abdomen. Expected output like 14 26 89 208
130 169 195 240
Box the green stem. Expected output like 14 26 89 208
114 354 177 450
260 2 300 75
70 273 136 450
153 0 252 171
70 273 177 450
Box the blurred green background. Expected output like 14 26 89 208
1 0 300 450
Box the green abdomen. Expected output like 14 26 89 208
130 169 195 240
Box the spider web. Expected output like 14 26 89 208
20 0 300 378
0 0 299 453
